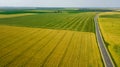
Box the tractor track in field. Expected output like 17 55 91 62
94 14 115 67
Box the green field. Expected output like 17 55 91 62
0 12 95 32
0 11 103 67
99 12 120 66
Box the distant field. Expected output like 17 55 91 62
99 12 120 18
0 13 34 19
0 11 3 12
26 10 56 13
0 25 103 67
99 12 120 66
0 12 96 32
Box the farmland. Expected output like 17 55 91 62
0 12 96 32
98 12 120 66
0 25 103 67
0 11 103 67
0 13 34 19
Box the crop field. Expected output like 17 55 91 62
0 13 34 19
99 12 120 66
0 11 3 12
0 12 95 32
0 11 103 67
0 25 103 67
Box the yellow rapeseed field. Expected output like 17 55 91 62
98 12 120 66
0 25 103 67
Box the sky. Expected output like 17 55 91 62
0 0 120 7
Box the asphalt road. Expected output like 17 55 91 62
94 15 115 67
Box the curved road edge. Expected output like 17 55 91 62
94 14 115 67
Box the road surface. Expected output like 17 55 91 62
94 15 115 67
